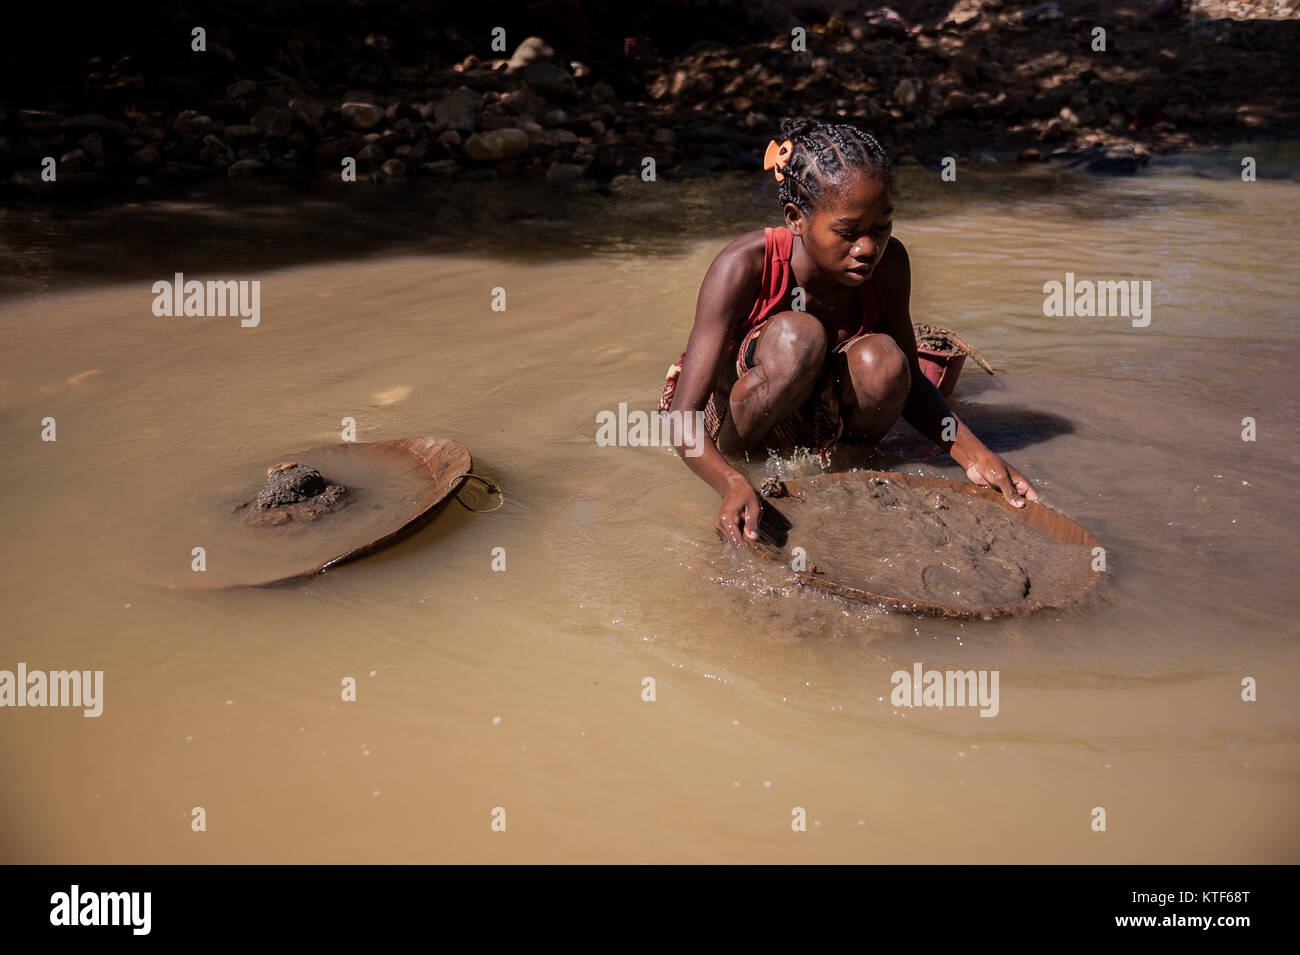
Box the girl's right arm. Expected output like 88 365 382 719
667 231 766 546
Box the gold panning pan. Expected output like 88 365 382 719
161 436 478 589
747 470 1101 619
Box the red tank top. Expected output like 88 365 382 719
738 226 886 348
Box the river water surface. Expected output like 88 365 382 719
2 145 1298 862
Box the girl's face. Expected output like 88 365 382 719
785 171 893 287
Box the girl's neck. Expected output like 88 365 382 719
789 234 848 300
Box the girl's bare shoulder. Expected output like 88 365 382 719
704 228 768 291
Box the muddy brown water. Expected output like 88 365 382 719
1 146 1298 863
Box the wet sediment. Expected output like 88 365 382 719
771 476 1092 612
241 462 349 526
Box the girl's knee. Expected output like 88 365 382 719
761 311 827 377
846 334 910 395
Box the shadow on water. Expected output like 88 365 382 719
0 154 1267 301
846 404 1076 464
0 173 759 298
946 403 1077 454
729 401 1075 485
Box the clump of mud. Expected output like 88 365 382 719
765 476 1090 612
912 323 995 374
241 462 349 526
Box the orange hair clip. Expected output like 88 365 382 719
763 139 793 182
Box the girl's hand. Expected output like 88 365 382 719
963 448 1039 508
715 477 762 546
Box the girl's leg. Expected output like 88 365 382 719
716 310 826 453
838 333 911 443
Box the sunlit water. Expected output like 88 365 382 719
1 144 1298 862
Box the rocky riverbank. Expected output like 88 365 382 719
3 0 1298 197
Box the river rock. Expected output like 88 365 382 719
894 78 922 108
68 114 132 136
202 133 229 160
944 90 976 111
479 113 518 131
79 132 104 160
11 169 45 190
433 87 482 132
1236 105 1268 128
356 142 386 165
132 145 161 165
227 158 262 178
987 90 1021 115
315 137 356 160
948 53 979 87
946 1 982 28
507 36 554 73
252 106 294 138
500 87 545 118
522 126 558 148
864 7 911 37
225 124 262 142
341 102 385 131
1022 2 1063 23
289 99 325 135
172 111 199 136
422 159 461 176
1050 144 1139 175
545 161 586 180
1038 117 1068 142
226 80 258 99
521 62 577 102
463 128 530 161
380 158 406 178
399 141 427 161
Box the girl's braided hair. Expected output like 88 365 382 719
775 116 893 214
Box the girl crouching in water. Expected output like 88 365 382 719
658 117 1039 546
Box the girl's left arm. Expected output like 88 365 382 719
878 237 1039 508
